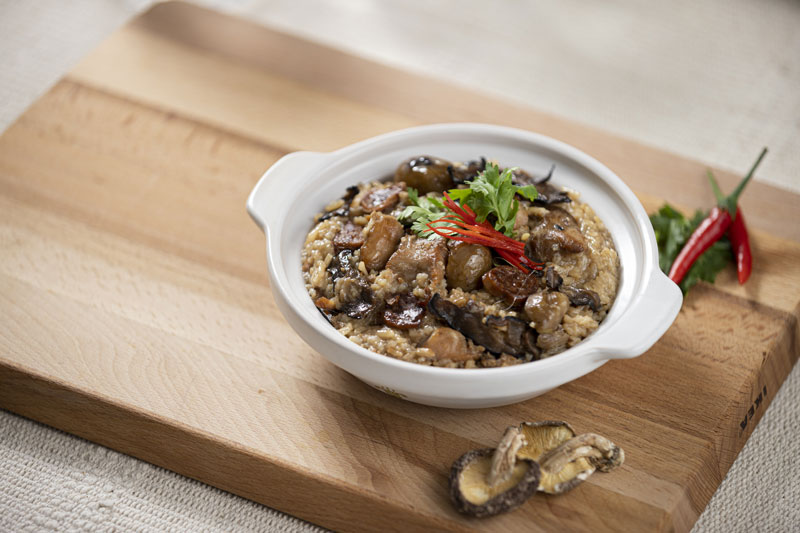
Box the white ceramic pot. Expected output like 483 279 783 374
247 123 682 408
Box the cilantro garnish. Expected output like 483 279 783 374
398 188 451 239
446 163 538 236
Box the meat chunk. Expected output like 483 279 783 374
361 212 404 271
394 155 455 194
524 291 569 333
385 236 447 294
428 294 539 360
445 242 493 291
360 184 405 213
524 208 586 262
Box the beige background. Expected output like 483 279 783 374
1 1 798 531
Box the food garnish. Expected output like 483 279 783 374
650 148 766 294
650 206 731 294
400 163 542 273
445 163 538 237
450 422 624 517
427 192 543 273
728 205 752 284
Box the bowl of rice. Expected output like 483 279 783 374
247 123 681 408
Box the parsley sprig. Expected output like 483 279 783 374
398 188 453 239
445 163 537 236
399 162 539 239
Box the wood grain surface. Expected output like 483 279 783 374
1 3 798 532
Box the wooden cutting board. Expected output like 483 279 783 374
1 3 798 531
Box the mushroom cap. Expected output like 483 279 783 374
449 448 540 518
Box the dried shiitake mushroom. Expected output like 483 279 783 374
537 433 624 494
449 421 625 517
450 427 540 518
517 420 577 460
516 420 595 494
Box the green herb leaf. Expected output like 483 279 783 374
649 204 732 294
398 187 451 239
448 162 538 237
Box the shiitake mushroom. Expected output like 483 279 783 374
450 427 540 518
449 421 624 517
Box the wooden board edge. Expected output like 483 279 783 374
0 359 473 533
718 300 800 464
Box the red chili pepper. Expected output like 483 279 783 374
668 206 732 284
428 192 543 272
668 148 767 286
728 205 752 284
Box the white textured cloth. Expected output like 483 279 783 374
0 412 326 533
1 1 799 532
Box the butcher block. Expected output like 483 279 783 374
1 3 798 532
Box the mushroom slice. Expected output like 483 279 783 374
560 285 601 312
450 448 540 518
428 294 539 359
544 266 563 290
382 293 425 329
516 420 577 461
319 186 359 221
515 421 594 494
510 165 571 205
533 433 625 495
488 426 528 487
448 157 486 185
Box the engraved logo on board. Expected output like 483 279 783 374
739 385 767 434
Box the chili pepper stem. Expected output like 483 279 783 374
708 147 768 218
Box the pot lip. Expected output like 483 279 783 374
248 122 679 382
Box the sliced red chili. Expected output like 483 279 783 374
428 191 542 273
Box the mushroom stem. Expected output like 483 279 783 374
538 433 624 475
487 426 527 487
